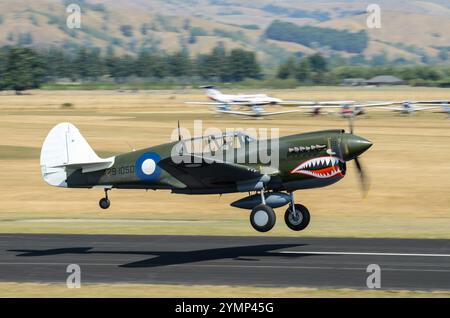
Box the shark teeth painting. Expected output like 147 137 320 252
290 156 344 179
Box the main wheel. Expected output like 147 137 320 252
285 204 310 231
99 198 110 209
250 204 276 233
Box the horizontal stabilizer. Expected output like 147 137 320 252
50 160 114 173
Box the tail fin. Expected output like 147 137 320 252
202 86 221 99
40 123 113 187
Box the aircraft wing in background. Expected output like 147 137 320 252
216 109 302 117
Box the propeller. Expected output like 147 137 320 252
177 120 182 141
354 156 370 197
348 115 354 134
346 116 370 197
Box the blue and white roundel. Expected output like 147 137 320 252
135 152 161 181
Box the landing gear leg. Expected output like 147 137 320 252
99 189 111 210
249 189 276 233
284 191 310 231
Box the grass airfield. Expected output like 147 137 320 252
0 86 449 297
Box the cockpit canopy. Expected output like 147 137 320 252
174 131 255 155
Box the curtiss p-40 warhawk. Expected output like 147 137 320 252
40 123 372 232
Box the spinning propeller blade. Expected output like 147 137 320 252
354 156 370 197
346 117 370 197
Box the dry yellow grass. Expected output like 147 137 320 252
0 87 449 238
0 282 449 298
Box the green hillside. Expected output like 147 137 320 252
0 0 449 67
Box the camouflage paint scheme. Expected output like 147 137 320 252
66 129 372 195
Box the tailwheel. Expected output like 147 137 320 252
99 198 110 209
285 204 310 231
250 204 276 233
99 189 111 210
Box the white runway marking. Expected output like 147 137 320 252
280 251 450 257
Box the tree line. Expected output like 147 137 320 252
276 54 450 87
1 45 450 94
0 45 261 93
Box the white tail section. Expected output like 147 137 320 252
206 87 221 98
40 123 114 187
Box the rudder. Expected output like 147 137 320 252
40 123 105 187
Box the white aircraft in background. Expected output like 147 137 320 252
302 102 393 117
186 86 355 117
435 102 450 117
377 101 449 114
299 100 450 118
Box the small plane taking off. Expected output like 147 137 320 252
202 85 283 105
189 86 310 106
186 86 355 117
40 122 372 232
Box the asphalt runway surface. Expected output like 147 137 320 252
0 234 449 291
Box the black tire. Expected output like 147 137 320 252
284 204 310 231
99 198 110 209
250 204 276 232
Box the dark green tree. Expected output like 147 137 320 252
135 51 168 78
107 55 135 83
307 53 327 73
74 48 105 80
166 51 192 77
295 58 311 82
277 57 296 79
197 45 227 81
227 48 261 82
0 47 44 94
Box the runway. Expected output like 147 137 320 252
0 234 450 291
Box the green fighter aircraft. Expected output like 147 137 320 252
40 122 372 232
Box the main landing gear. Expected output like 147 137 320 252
250 190 276 232
284 191 310 231
249 190 310 232
99 189 111 210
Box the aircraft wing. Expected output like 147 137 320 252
185 101 274 106
376 106 404 111
353 102 394 108
158 154 262 189
397 100 449 104
277 101 317 105
297 105 342 109
410 106 441 111
216 109 301 117
185 102 228 105
296 102 392 109
317 101 356 105
378 105 441 111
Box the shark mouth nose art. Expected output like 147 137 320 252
290 156 344 179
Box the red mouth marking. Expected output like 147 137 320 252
291 156 344 179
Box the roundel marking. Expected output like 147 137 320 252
142 159 156 175
135 152 161 181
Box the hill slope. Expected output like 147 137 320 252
0 0 449 66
